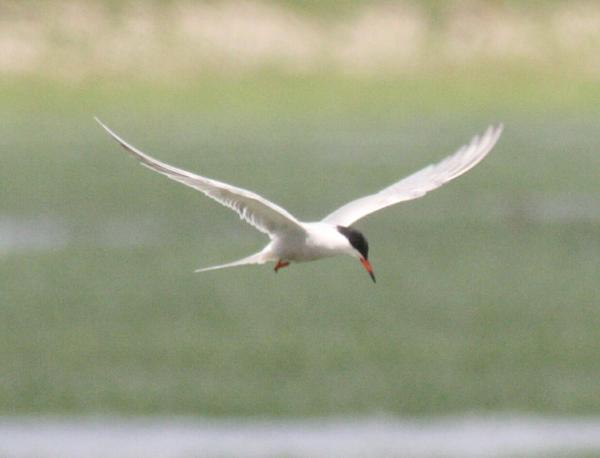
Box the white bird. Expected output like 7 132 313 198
96 118 503 283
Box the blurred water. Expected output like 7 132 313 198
2 193 599 253
0 215 161 253
0 216 68 253
1 415 599 458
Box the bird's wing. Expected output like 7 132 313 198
322 124 503 227
96 118 305 238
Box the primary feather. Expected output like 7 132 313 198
322 124 503 226
95 118 305 238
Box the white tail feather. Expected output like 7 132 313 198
195 250 269 273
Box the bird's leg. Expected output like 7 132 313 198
274 260 290 273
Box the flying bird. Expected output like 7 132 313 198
96 118 502 283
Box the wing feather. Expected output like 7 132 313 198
96 118 304 237
322 125 503 226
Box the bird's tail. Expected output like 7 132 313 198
194 249 271 273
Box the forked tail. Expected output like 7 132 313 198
195 249 271 273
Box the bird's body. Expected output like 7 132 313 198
269 222 356 262
96 119 503 283
225 223 352 267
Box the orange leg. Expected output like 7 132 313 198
274 260 290 273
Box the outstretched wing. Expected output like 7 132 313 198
96 118 305 238
322 124 503 227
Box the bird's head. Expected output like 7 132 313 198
337 226 375 283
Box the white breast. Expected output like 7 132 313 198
270 222 354 263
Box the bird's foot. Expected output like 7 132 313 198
274 260 290 273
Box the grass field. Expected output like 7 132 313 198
1 72 600 418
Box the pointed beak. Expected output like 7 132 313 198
360 257 376 283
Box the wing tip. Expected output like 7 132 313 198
94 117 145 160
488 122 504 148
94 116 123 144
94 116 108 131
490 122 504 138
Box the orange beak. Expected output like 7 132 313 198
360 257 376 283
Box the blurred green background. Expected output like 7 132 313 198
1 0 600 417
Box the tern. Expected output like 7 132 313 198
96 119 502 283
